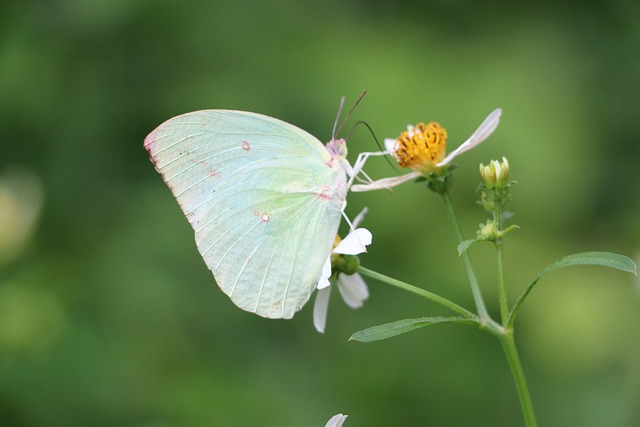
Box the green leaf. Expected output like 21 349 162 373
544 251 637 273
508 251 637 328
349 316 478 342
457 239 476 256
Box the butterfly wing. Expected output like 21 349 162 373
145 110 347 318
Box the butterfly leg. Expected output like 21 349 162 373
346 150 390 189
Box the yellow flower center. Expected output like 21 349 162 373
330 235 342 263
395 122 448 172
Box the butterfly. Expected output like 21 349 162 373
144 108 358 319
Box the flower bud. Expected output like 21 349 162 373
478 157 512 213
480 157 510 191
480 190 496 212
479 163 496 188
477 220 500 241
495 157 510 189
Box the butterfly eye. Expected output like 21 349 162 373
327 138 348 159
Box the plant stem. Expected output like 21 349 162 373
440 192 491 322
495 204 509 325
357 266 476 320
496 244 509 325
500 331 538 427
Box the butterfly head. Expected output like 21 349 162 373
326 138 348 161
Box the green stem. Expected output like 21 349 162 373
500 331 538 427
440 192 491 322
496 245 509 326
495 204 509 325
357 266 476 320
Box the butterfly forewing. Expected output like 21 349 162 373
145 110 347 318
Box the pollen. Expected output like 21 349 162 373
331 235 342 263
395 122 448 172
331 235 342 250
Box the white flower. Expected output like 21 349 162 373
314 210 371 333
325 413 348 427
351 108 502 192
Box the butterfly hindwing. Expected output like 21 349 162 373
145 110 347 318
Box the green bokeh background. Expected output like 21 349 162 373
1 1 639 426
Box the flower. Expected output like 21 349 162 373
325 414 348 427
479 157 512 212
479 156 510 190
351 108 502 192
390 121 448 173
314 210 371 333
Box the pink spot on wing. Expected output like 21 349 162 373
313 185 333 201
207 168 220 178
261 213 271 222
197 160 220 178
253 210 260 216
242 139 251 151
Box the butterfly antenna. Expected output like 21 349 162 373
347 120 399 172
333 90 367 139
332 96 346 139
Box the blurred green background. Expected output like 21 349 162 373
1 0 639 426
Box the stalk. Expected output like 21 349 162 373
500 331 538 427
441 192 491 322
357 266 476 319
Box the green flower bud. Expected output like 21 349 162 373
480 190 496 212
332 254 360 276
479 163 496 188
481 157 510 190
477 220 500 241
495 157 510 189
478 157 512 213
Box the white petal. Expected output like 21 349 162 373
334 228 372 255
437 108 502 167
337 273 369 309
325 414 348 427
317 255 332 289
313 287 331 333
384 137 398 154
352 207 368 228
493 159 502 178
350 171 422 192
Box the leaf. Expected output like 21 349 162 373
507 251 637 328
349 317 478 342
550 252 637 273
501 210 514 221
457 239 476 256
